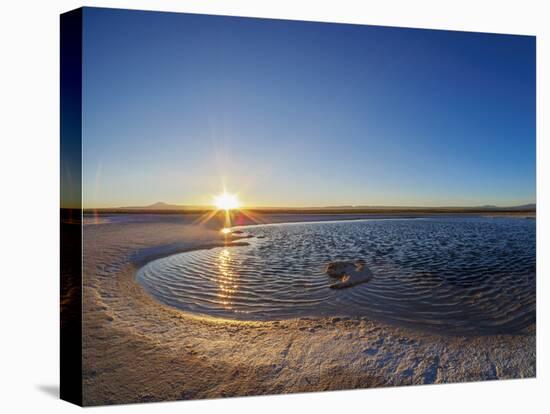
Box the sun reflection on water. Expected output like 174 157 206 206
216 248 239 308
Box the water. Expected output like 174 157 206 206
136 217 536 335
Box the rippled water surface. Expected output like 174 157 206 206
136 218 536 334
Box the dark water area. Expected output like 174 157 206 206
136 217 536 335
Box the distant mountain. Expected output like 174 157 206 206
495 203 536 211
322 203 536 211
122 202 209 210
118 202 535 211
466 203 535 211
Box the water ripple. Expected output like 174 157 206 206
136 218 536 335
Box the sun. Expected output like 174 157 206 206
213 192 240 211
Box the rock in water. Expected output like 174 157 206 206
326 260 373 289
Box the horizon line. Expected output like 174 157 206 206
78 202 537 211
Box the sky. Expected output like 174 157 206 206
82 7 536 208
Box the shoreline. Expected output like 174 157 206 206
82 215 536 406
83 211 536 228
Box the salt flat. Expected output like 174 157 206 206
80 214 535 406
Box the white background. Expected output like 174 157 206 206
0 0 548 412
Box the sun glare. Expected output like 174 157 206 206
214 192 240 211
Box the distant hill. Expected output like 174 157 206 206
468 204 535 211
122 202 210 210
321 204 536 211
118 202 535 211
497 203 536 211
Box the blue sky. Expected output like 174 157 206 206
82 7 535 208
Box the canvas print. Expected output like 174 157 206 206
60 7 536 406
